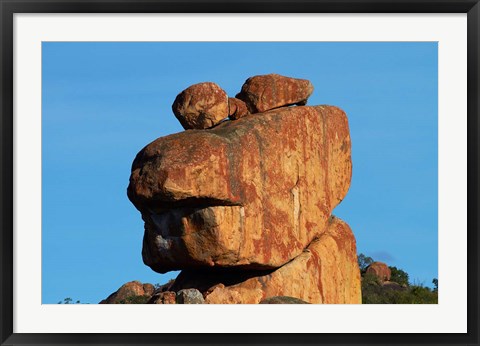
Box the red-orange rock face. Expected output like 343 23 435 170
174 217 361 304
228 97 250 120
236 74 314 113
128 105 352 274
172 82 228 129
366 262 391 282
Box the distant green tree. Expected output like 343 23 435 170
389 266 409 286
432 278 438 292
357 253 374 272
409 285 437 304
58 297 81 304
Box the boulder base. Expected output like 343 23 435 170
172 217 362 304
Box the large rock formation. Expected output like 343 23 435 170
126 74 361 304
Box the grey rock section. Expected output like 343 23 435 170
176 288 205 304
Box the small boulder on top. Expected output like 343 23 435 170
172 82 228 130
236 73 314 113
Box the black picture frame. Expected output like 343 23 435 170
1 1 479 345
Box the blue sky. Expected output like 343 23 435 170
42 42 438 303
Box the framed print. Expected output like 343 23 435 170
1 1 479 345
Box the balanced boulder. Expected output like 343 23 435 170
172 82 228 129
236 73 314 113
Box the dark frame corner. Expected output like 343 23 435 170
1 1 479 345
